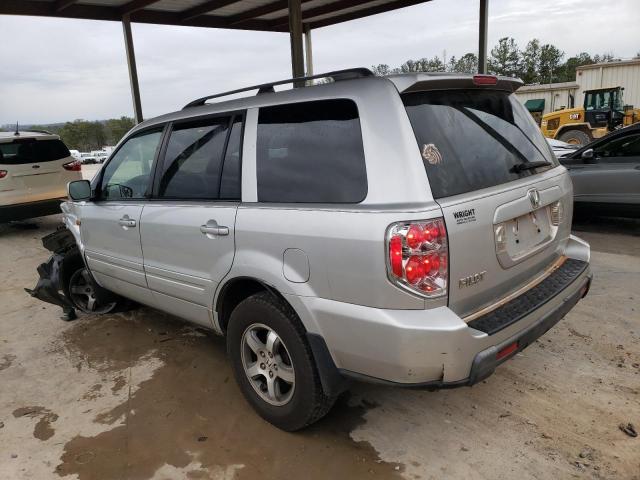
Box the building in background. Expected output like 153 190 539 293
517 59 640 120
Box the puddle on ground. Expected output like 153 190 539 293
55 308 404 479
13 406 59 441
0 353 16 371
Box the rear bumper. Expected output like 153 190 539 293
0 198 64 222
292 235 591 389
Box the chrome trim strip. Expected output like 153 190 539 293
462 256 567 323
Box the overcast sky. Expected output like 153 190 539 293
1 0 638 125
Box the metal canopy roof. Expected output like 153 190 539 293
0 0 433 31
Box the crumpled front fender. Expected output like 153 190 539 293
25 227 78 310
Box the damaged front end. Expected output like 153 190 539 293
25 227 80 319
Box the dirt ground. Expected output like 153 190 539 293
0 212 638 480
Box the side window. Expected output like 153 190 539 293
220 118 243 200
158 117 230 199
101 129 162 200
256 99 367 203
594 133 640 159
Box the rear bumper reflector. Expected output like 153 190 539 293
496 342 518 360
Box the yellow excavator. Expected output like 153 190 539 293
540 86 640 144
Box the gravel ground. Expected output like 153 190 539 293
0 213 638 480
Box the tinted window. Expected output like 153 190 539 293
159 118 230 199
256 99 367 203
220 118 243 200
0 139 70 165
403 90 557 199
594 132 640 158
101 129 162 200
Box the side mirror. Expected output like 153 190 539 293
581 148 595 162
68 180 92 201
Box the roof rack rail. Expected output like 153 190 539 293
23 129 54 135
183 68 374 109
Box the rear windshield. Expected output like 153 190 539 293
402 90 557 199
0 139 70 165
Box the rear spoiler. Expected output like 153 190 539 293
387 73 523 94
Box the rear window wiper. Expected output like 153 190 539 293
512 160 552 173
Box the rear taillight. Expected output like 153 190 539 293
0 170 7 179
386 218 448 298
63 160 82 171
473 74 498 85
550 201 563 226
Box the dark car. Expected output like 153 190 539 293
559 124 640 218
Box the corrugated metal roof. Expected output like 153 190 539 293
518 82 579 92
576 59 640 71
0 0 433 31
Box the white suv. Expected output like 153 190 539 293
0 130 82 222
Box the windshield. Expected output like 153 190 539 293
402 89 557 199
585 89 623 111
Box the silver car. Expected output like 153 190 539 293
31 69 592 430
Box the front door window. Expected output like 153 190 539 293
100 129 162 200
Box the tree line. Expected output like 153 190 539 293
25 117 135 151
371 37 632 84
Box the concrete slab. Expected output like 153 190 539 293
0 214 638 479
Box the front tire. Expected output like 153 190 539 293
558 129 591 145
227 292 335 431
66 267 118 314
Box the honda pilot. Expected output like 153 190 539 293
30 69 592 431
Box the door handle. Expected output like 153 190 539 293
200 220 229 237
118 216 136 228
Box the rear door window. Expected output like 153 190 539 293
402 90 557 199
0 139 70 165
256 99 367 203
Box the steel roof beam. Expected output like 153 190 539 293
54 0 77 12
305 0 431 29
269 0 379 28
0 0 277 31
119 0 162 16
180 0 243 21
227 0 314 26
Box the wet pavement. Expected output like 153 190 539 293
0 214 638 479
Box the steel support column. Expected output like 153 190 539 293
478 0 488 74
288 0 305 85
122 14 143 123
304 24 313 77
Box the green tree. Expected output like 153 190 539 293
58 120 105 151
398 56 445 73
558 52 593 82
521 39 541 83
488 37 521 77
448 53 478 73
104 116 134 145
539 44 564 83
370 64 392 76
592 52 615 63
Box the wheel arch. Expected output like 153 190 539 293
214 276 348 397
215 276 290 334
555 123 592 140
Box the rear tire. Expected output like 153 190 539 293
558 129 591 145
227 292 336 431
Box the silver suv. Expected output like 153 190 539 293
31 69 592 430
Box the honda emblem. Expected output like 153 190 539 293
528 188 541 209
